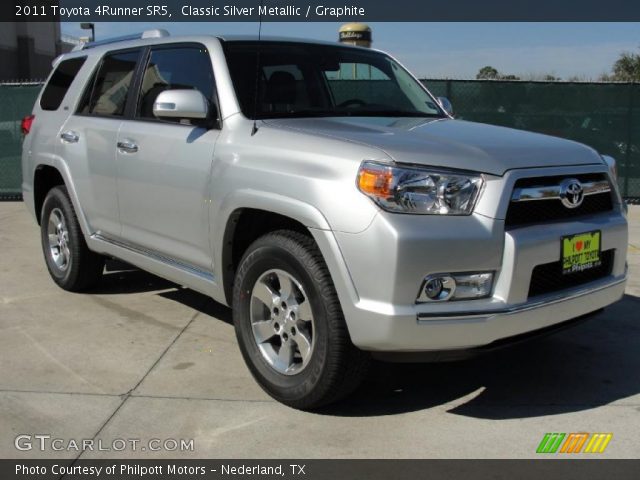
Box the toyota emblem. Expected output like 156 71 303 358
559 178 584 209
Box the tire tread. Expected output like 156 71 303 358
233 229 369 409
41 185 104 292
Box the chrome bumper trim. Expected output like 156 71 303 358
417 275 626 322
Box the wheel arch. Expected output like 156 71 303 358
220 208 315 306
32 161 91 235
215 191 333 306
33 165 64 225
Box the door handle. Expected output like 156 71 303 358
60 131 79 143
117 140 139 153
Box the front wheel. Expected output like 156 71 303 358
232 230 369 409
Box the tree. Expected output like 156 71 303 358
476 66 499 80
611 49 640 82
476 66 521 81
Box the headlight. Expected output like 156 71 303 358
357 161 483 215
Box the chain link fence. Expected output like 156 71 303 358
0 80 638 199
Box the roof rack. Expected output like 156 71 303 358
78 29 170 50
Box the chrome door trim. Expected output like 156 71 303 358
92 232 214 281
60 131 79 143
116 140 139 153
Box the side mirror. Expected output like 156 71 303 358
437 96 453 116
153 89 209 120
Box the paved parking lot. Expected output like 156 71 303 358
1 202 639 459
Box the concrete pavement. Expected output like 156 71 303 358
1 202 639 459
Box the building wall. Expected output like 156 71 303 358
0 21 63 81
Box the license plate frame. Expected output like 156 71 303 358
561 230 602 275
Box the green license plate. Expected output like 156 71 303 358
561 231 602 275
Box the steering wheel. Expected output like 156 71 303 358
337 98 366 108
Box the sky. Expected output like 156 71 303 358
61 22 640 80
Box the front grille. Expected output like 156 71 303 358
505 174 613 227
528 249 614 298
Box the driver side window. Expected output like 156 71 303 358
137 45 215 124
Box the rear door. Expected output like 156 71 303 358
115 43 221 273
59 48 143 237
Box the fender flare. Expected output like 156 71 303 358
213 189 334 302
33 156 92 236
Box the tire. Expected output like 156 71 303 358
232 230 370 409
40 185 104 292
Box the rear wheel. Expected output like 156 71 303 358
40 186 104 291
233 230 369 409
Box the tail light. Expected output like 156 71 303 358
21 115 35 135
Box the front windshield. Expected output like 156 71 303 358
222 41 445 119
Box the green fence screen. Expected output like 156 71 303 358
0 84 42 199
423 79 640 198
0 80 638 199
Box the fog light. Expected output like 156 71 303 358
418 272 493 302
420 275 456 301
451 272 494 300
424 278 443 298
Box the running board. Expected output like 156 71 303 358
89 233 221 301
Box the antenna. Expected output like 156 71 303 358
251 0 264 136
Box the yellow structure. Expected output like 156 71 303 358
338 23 372 48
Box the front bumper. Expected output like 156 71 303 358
349 272 625 351
322 168 628 352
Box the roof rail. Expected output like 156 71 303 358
81 29 170 50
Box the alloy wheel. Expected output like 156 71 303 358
249 269 315 375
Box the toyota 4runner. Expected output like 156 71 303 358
22 30 628 408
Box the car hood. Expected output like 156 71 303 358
264 117 603 176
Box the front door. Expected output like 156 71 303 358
116 44 220 273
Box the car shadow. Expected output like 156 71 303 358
89 264 640 419
159 287 233 325
89 259 177 294
92 260 233 324
321 294 640 418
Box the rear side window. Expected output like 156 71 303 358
79 50 140 117
137 46 215 122
40 57 86 111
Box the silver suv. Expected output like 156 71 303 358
22 30 628 409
